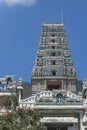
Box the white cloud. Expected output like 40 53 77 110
0 0 38 6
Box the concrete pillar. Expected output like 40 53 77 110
78 111 83 130
18 89 22 102
85 90 87 99
62 80 63 89
80 112 83 130
44 80 47 90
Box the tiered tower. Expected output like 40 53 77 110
31 23 77 94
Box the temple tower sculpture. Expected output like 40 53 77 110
31 23 77 94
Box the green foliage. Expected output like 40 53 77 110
0 108 45 130
0 93 18 110
0 96 11 109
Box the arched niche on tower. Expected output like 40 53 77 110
7 77 13 85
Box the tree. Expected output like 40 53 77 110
0 108 45 130
0 86 18 110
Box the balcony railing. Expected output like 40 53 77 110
35 97 84 105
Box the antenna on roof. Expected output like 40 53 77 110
61 10 64 23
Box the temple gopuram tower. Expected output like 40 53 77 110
19 23 86 130
31 23 77 94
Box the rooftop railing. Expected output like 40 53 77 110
35 97 84 105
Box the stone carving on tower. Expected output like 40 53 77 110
31 23 77 94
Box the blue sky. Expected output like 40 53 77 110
0 0 87 82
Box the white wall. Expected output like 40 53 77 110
68 125 78 130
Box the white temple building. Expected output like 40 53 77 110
19 23 87 130
1 23 87 130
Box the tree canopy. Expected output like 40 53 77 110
0 108 45 130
